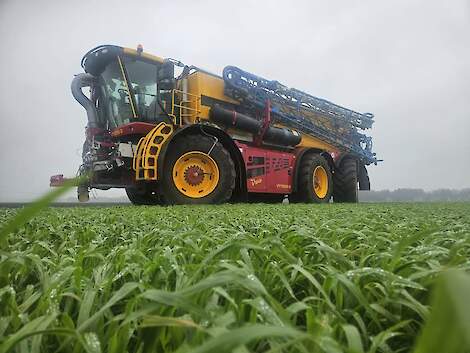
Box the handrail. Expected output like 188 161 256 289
169 89 201 126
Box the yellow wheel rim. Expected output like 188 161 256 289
172 151 220 198
313 165 329 198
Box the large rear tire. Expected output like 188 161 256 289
290 154 332 203
125 186 161 205
161 135 236 204
333 158 358 203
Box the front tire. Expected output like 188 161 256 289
333 158 358 203
290 153 332 203
125 186 161 205
161 135 236 204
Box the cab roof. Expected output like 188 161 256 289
81 45 164 76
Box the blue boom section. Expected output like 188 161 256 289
222 66 377 165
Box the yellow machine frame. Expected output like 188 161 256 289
134 122 174 180
128 46 338 182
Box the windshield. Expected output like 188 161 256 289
98 56 162 129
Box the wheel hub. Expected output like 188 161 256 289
184 165 205 186
313 165 328 198
172 151 220 198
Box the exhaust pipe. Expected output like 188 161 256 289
71 73 99 128
71 73 98 202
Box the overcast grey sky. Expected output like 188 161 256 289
0 0 469 201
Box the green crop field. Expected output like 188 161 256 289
1 203 470 353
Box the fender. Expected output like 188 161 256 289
157 124 247 198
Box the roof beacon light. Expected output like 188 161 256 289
137 44 143 55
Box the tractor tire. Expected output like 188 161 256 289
247 193 286 204
125 187 161 205
358 164 370 190
161 135 236 204
333 158 358 203
290 153 332 203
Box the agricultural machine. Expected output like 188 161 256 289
51 44 378 204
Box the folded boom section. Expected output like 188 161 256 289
222 66 377 164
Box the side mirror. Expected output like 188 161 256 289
158 62 175 90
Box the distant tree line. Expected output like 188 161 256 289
359 188 470 202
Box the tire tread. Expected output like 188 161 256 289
333 158 358 203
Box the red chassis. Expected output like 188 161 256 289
236 142 296 194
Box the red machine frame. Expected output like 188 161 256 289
236 142 296 194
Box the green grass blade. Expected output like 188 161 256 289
0 177 84 242
412 270 470 353
189 324 307 353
